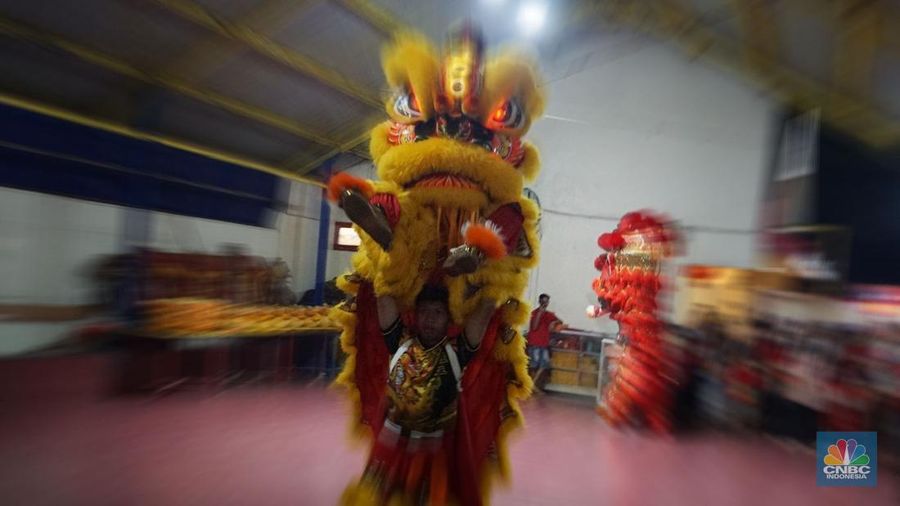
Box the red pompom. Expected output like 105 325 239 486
640 213 662 230
633 219 651 233
463 222 507 260
326 172 374 202
594 254 608 271
598 232 625 251
597 233 612 250
618 212 645 232
592 277 603 295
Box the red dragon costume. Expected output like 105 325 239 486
589 211 680 433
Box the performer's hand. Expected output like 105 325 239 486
376 294 400 331
463 297 496 349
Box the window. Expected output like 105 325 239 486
333 221 361 251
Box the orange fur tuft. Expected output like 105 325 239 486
327 172 374 203
464 222 507 260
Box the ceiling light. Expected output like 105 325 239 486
517 2 547 36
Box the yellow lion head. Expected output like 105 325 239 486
368 26 545 210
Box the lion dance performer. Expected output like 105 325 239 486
587 211 679 434
327 24 545 505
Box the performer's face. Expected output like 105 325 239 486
416 301 450 345
539 296 549 308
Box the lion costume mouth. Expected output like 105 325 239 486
370 127 534 206
407 172 481 190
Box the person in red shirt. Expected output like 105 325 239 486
528 293 563 388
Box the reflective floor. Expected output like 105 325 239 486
1 378 897 505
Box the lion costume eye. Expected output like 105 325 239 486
392 88 422 123
485 99 524 132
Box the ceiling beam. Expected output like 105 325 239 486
791 0 896 49
595 0 900 147
0 92 325 187
331 0 408 37
280 124 374 175
162 0 321 82
148 0 382 108
287 128 373 174
832 0 882 96
729 0 779 73
0 15 347 150
350 146 370 158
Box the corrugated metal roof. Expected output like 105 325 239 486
872 49 900 120
0 0 898 185
270 1 384 92
777 2 836 86
1 0 205 71
200 51 378 141
0 36 137 122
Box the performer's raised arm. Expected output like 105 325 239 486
376 294 404 354
463 297 496 350
376 294 400 331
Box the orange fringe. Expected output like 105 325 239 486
327 172 375 202
464 223 507 260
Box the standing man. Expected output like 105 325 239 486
341 284 497 505
528 293 563 388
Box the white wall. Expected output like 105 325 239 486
151 213 278 258
326 162 376 282
0 188 122 306
526 38 778 333
278 181 323 296
0 188 123 354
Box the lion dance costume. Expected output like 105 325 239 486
588 211 679 434
327 25 544 505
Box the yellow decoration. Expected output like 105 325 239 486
481 52 546 134
382 32 439 122
142 299 336 337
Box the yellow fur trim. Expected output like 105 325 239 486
480 51 546 135
336 275 359 296
370 179 403 195
348 194 438 308
369 122 392 162
446 195 541 323
382 32 438 122
376 138 524 204
340 478 381 506
407 186 487 211
503 300 532 328
517 196 542 269
519 143 541 183
449 267 525 321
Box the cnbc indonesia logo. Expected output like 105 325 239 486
822 438 871 481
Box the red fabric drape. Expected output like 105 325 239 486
354 282 389 431
454 311 508 506
351 284 511 506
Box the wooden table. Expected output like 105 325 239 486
116 328 341 395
